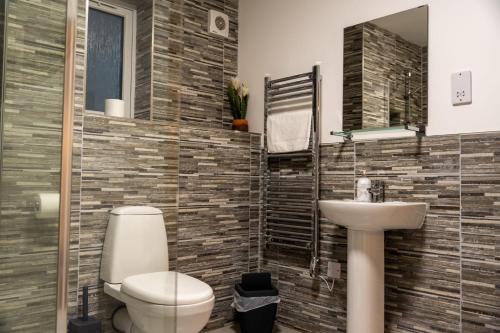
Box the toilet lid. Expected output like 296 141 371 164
121 271 214 305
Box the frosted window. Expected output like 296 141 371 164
86 8 124 112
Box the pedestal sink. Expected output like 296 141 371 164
318 200 427 333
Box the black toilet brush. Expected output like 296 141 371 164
68 286 102 333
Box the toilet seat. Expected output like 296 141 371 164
121 271 213 305
104 272 215 333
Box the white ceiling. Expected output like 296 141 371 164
370 6 428 47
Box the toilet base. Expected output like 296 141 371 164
112 307 138 333
111 295 215 333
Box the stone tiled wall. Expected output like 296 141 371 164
460 133 500 332
74 115 179 332
269 133 500 333
70 114 261 332
150 0 238 127
133 0 154 120
177 127 261 328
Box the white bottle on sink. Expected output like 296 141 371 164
356 170 371 202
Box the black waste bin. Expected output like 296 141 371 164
234 272 279 333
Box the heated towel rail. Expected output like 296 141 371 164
264 65 321 276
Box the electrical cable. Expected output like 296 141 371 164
319 275 335 293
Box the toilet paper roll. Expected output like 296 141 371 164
34 193 60 219
104 99 126 118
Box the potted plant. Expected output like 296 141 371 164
227 77 249 131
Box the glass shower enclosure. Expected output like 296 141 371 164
0 0 73 331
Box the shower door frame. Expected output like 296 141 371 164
56 0 78 331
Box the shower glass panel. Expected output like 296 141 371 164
0 0 68 331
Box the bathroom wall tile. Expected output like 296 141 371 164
461 218 500 332
179 127 251 176
181 0 225 126
262 146 350 332
222 0 239 129
223 46 239 130
249 136 262 271
178 127 255 328
248 201 261 272
277 248 347 333
320 143 355 201
178 174 250 206
461 132 500 332
134 0 154 120
355 135 461 216
149 0 238 128
151 0 184 123
461 133 500 220
77 115 179 329
0 252 59 332
355 136 461 332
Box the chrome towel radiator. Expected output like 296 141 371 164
264 65 321 277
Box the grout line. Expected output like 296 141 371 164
150 0 156 122
353 142 357 199
458 134 463 333
76 119 84 316
221 0 226 129
248 138 251 273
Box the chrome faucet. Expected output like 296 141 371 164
369 180 385 203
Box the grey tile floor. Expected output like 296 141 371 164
207 323 301 333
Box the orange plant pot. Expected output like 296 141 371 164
232 119 248 132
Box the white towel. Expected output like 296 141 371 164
267 109 312 153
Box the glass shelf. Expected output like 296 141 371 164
330 124 425 141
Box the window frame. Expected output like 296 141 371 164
87 0 137 118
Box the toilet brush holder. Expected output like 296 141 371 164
68 286 102 333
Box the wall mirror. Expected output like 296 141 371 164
342 6 428 133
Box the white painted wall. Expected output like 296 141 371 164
238 0 500 143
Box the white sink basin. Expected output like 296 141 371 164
318 199 427 333
318 200 427 231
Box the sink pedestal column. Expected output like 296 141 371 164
347 229 385 333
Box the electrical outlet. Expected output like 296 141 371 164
327 262 341 279
451 71 472 106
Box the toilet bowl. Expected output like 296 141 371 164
100 206 215 333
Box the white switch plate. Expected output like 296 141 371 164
451 71 472 106
327 262 341 279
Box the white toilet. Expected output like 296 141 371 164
100 206 215 333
